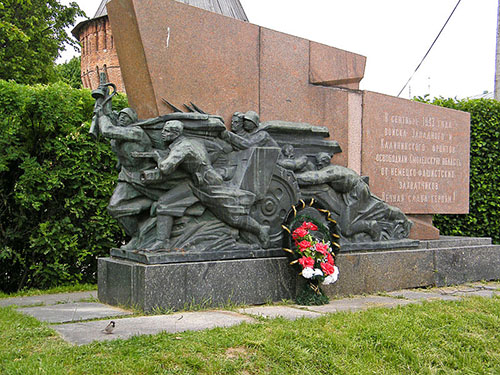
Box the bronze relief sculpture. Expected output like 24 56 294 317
91 76 412 263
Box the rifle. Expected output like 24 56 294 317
90 72 117 138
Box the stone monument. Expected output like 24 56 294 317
105 0 470 240
94 72 414 309
96 0 500 312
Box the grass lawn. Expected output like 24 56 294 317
2 296 500 374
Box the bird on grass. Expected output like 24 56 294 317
102 321 115 334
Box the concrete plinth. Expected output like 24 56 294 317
98 237 500 312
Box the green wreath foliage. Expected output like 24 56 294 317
295 282 330 306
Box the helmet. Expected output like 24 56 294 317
163 120 184 133
243 110 259 126
118 108 138 123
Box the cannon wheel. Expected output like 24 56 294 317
249 165 299 247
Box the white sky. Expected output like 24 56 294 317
59 0 498 99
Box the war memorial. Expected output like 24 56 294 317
95 0 500 311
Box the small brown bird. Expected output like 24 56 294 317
102 321 115 334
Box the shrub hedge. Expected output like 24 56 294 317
0 80 127 293
417 97 500 244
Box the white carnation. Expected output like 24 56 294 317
302 267 314 279
322 266 339 285
313 268 323 277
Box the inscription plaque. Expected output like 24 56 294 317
362 92 470 214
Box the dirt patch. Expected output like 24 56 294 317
225 346 250 359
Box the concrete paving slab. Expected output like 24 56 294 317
387 290 461 301
238 306 322 320
18 302 132 323
0 291 97 307
302 296 414 314
453 290 500 298
53 311 255 345
433 287 483 297
441 285 478 293
465 282 500 290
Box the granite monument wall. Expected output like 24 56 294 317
106 0 470 239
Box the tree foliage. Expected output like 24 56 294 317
0 0 84 84
0 80 128 292
55 56 82 89
415 97 500 244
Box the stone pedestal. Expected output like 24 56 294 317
99 237 500 312
325 236 500 296
98 256 296 312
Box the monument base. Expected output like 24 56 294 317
98 256 297 312
98 237 500 312
325 236 500 296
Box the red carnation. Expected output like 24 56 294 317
301 221 318 231
292 227 309 240
298 256 315 268
321 262 335 275
297 240 312 251
315 242 329 255
327 253 335 265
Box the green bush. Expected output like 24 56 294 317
0 80 127 292
416 97 500 244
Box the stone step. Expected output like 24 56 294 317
6 281 499 346
17 302 132 323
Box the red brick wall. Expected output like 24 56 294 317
78 17 125 92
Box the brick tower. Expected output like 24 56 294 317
72 0 249 92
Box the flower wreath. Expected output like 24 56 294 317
282 198 341 304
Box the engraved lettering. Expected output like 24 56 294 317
432 144 456 154
411 129 447 141
380 139 426 152
390 115 420 126
382 192 405 203
384 127 408 137
399 181 439 191
408 155 441 165
370 107 466 211
375 154 408 163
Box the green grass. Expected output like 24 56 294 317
2 296 500 374
0 283 97 299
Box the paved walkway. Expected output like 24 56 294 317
3 282 499 345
